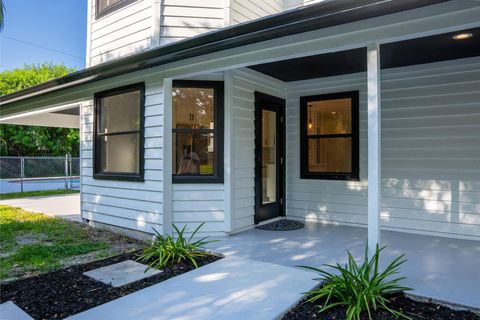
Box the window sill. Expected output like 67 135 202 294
300 173 360 181
93 173 144 182
172 175 223 184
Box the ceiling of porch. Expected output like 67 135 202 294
0 105 80 128
249 27 480 82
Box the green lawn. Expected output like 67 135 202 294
0 189 79 200
0 205 142 281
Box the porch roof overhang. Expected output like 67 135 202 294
249 27 480 81
0 0 448 112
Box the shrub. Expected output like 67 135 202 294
300 244 412 320
138 223 217 270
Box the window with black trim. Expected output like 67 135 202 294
300 91 359 180
172 81 224 183
96 0 138 19
94 83 144 181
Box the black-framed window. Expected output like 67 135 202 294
96 0 138 19
172 80 224 183
93 83 145 181
300 91 359 180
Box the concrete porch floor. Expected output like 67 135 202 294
207 222 480 308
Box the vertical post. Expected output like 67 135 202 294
367 43 381 257
20 157 25 193
68 154 73 189
65 154 69 189
223 70 234 233
162 78 173 236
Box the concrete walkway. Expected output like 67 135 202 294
0 194 81 222
67 256 317 320
206 223 480 308
0 301 33 320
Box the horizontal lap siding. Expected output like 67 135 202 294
230 0 283 24
231 69 285 232
89 0 153 66
172 184 225 236
285 57 480 240
286 73 368 227
284 0 325 10
80 81 164 234
159 0 225 46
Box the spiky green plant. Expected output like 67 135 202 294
138 223 217 270
300 244 412 320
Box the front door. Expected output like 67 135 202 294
254 92 285 224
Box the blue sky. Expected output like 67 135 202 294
0 0 87 72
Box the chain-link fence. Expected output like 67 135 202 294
0 156 80 194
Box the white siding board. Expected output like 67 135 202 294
90 31 151 56
83 211 162 234
83 193 162 212
172 183 225 233
159 1 224 46
230 0 282 24
285 57 480 240
161 17 223 29
88 0 153 66
91 17 152 44
90 39 151 66
284 0 325 10
83 203 162 223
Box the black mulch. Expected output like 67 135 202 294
256 219 305 231
282 293 479 320
0 251 221 320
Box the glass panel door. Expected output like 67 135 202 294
262 110 277 204
254 92 285 224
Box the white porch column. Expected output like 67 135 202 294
367 43 381 257
162 78 173 236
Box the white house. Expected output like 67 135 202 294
1 0 479 253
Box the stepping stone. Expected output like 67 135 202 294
68 256 318 320
83 260 161 287
0 301 33 320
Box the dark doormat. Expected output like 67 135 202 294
256 219 304 231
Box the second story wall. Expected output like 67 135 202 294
228 0 283 24
86 0 315 67
87 0 155 66
159 0 226 46
284 0 325 10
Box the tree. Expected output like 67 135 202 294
0 63 80 156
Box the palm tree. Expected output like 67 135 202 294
0 0 4 30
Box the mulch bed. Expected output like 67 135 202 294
282 293 479 320
0 251 221 320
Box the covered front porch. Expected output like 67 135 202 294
207 222 480 308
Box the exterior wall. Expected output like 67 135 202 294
285 57 480 240
284 0 325 10
229 0 283 25
159 0 225 46
87 0 154 66
169 72 226 236
172 184 225 236
230 68 286 232
80 80 165 234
